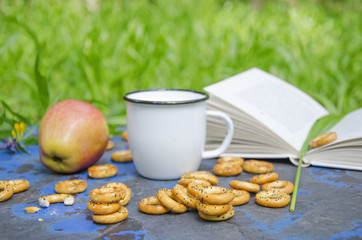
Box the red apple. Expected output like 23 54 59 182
38 99 109 173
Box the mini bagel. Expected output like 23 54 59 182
157 189 188 213
243 160 274 174
229 180 260 193
55 179 87 194
186 181 209 197
255 190 290 208
138 196 170 215
262 180 294 195
87 200 120 215
88 164 118 178
181 171 219 185
309 132 337 148
249 172 279 185
102 182 128 191
213 162 242 177
102 182 132 206
89 187 124 203
24 206 40 213
197 201 231 216
111 150 132 163
119 187 132 206
92 206 128 224
187 185 234 205
198 205 235 221
106 140 115 150
230 189 250 206
8 179 30 193
121 131 128 141
177 178 211 188
38 194 74 208
217 156 244 166
0 181 13 202
172 184 198 209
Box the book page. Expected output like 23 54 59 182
206 97 299 154
330 108 362 136
304 108 362 170
204 68 329 151
304 145 362 170
307 108 362 153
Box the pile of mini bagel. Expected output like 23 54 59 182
20 140 132 224
213 157 294 208
87 182 132 224
36 179 87 214
138 157 294 221
138 171 238 221
0 179 30 202
27 174 132 225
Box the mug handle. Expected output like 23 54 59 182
202 110 234 159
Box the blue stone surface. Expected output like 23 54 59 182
1 137 361 240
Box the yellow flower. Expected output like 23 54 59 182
20 122 26 139
14 123 20 138
12 122 26 140
11 130 16 139
1 122 28 154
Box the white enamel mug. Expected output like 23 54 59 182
124 89 234 180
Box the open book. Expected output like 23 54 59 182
204 68 362 171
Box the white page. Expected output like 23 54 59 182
304 108 362 170
306 108 362 154
206 97 297 149
204 68 329 151
330 108 362 136
304 146 362 170
206 141 294 156
206 98 299 156
207 121 297 153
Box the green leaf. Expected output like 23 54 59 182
24 137 38 146
0 100 28 124
0 111 13 126
17 142 30 154
107 116 127 126
107 115 127 137
108 125 123 137
299 113 345 157
83 98 109 107
34 50 50 113
290 112 345 212
2 15 50 115
0 128 12 138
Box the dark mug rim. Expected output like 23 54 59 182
123 89 209 105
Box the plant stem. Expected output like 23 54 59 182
23 126 36 139
290 154 304 212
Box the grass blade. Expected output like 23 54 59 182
0 100 28 124
290 113 345 211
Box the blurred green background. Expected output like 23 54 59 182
0 0 361 136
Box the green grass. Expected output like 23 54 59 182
0 0 361 135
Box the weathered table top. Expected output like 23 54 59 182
1 137 361 240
